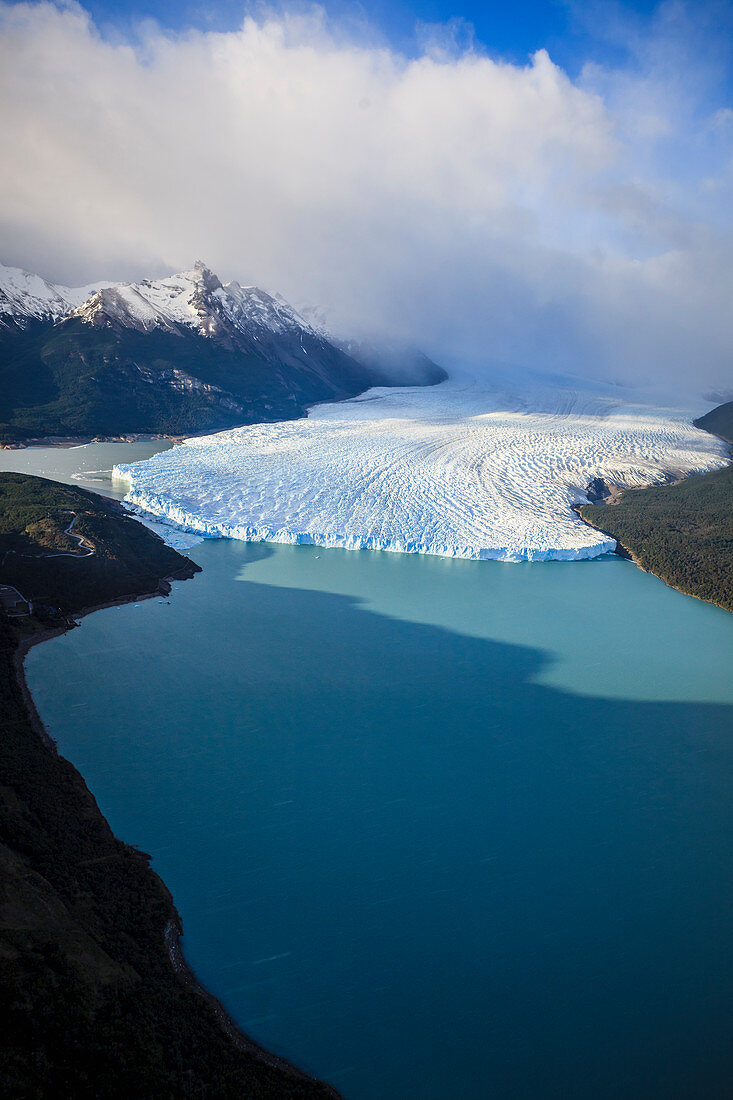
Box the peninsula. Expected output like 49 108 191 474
580 402 733 612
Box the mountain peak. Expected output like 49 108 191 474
188 260 221 292
0 257 446 444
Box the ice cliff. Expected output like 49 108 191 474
114 379 728 562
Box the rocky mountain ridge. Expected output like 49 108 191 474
0 261 445 442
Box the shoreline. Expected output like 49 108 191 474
13 570 190 752
163 919 340 1095
570 501 634 562
577 507 733 613
11 570 341 1098
574 439 733 612
2 432 183 450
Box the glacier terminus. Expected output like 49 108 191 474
114 378 728 563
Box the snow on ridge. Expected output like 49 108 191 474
132 265 317 337
113 379 729 563
0 262 118 326
69 284 185 333
0 258 317 339
99 265 319 339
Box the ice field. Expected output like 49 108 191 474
114 379 728 562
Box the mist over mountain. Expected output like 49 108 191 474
0 2 731 395
0 260 444 440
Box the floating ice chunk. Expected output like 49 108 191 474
126 508 204 551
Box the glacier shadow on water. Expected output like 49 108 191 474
28 540 733 1100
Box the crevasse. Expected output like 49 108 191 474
113 380 728 563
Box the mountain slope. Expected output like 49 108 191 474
580 464 733 611
694 400 733 444
0 262 445 441
0 264 115 329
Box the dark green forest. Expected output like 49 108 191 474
0 472 197 613
0 317 380 442
581 464 733 612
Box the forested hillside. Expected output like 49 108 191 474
581 465 733 611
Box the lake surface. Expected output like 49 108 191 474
0 438 172 499
15 443 733 1098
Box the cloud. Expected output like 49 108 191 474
0 0 730 394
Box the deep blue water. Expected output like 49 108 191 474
14 439 733 1098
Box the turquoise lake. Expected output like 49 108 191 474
13 442 733 1098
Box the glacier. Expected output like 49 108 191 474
113 378 729 562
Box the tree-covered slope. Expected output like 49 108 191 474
0 472 199 610
0 317 380 441
580 464 733 611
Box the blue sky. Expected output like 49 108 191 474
67 0 670 69
50 0 733 114
1 0 731 390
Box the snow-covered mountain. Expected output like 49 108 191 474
65 262 332 346
1 260 329 341
0 263 116 327
0 260 445 442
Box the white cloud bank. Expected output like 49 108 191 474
0 1 731 393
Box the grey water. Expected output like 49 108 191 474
0 438 172 499
15 442 733 1098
